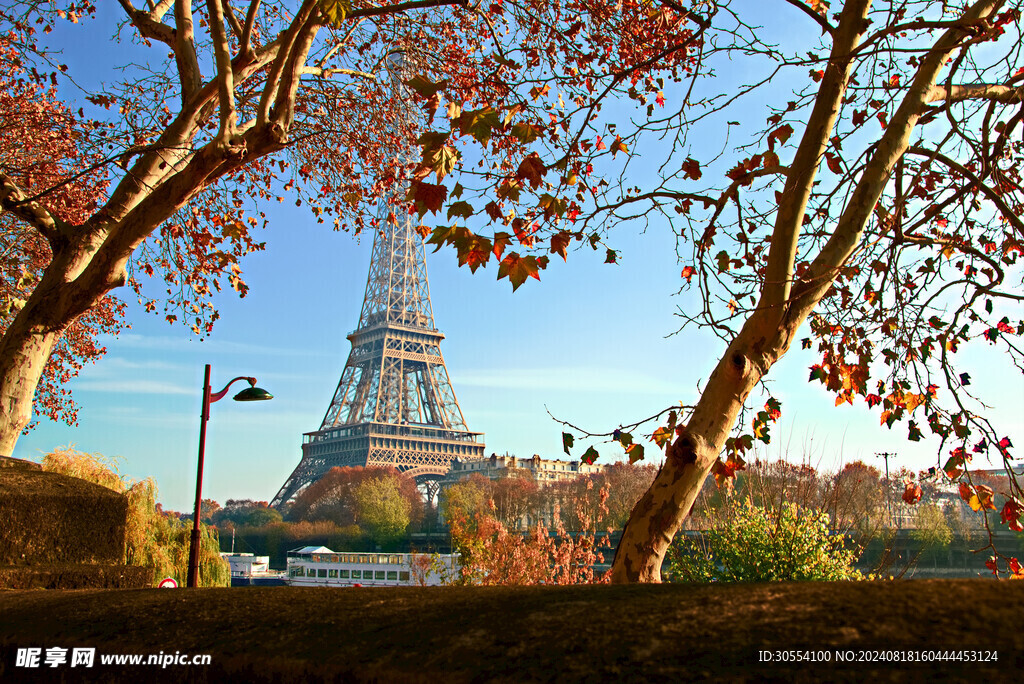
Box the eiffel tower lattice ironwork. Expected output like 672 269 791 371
271 201 485 508
272 62 484 506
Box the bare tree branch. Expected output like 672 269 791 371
780 0 835 36
927 82 1024 103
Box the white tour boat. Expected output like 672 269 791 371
285 546 459 587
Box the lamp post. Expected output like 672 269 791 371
187 364 273 588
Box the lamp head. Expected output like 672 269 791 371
233 387 274 402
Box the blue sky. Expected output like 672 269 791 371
11 4 1023 510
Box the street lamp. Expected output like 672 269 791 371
186 364 273 588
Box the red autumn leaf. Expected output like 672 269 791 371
681 157 702 180
516 153 546 189
958 482 973 503
852 109 867 126
406 180 448 216
901 482 922 505
997 319 1013 334
611 135 628 156
824 152 843 174
497 252 546 291
492 232 511 260
865 393 882 408
595 135 606 151
767 123 793 150
998 436 1013 456
680 265 695 283
809 69 824 82
1001 499 1023 532
484 201 504 222
985 557 999 575
512 221 535 247
549 231 572 261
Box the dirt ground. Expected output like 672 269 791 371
0 579 1020 682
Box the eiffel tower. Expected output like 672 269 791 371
271 58 484 509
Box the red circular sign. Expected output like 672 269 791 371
158 578 178 588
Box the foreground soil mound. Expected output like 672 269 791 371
0 579 1019 682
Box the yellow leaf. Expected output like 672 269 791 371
317 0 350 26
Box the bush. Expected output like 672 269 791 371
667 499 863 583
41 448 228 587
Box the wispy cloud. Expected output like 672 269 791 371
456 366 679 395
97 333 334 359
74 379 195 395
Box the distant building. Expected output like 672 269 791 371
444 453 606 487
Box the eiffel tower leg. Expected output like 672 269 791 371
415 475 442 506
271 456 327 509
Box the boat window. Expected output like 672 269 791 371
331 555 339 563
399 572 410 582
318 569 327 578
359 555 369 564
374 571 386 580
386 571 398 581
378 554 388 564
389 555 401 564
291 567 304 577
339 570 349 579
351 570 361 579
329 569 338 578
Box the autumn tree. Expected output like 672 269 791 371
446 479 610 585
0 34 123 429
0 0 704 455
212 498 275 528
352 475 413 545
824 461 887 536
489 474 540 530
288 465 422 538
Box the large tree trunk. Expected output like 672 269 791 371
609 310 800 582
0 325 58 456
0 244 115 455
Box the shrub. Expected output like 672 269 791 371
667 499 863 583
41 448 228 586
